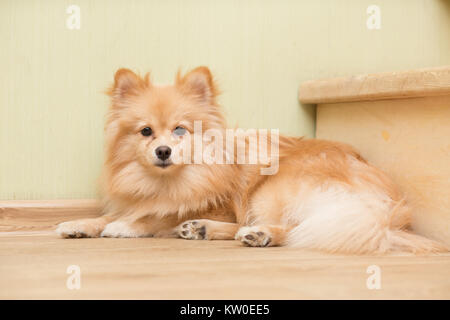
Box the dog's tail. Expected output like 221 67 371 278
379 229 448 254
284 192 448 254
286 219 448 254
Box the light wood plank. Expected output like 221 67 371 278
0 231 449 299
0 200 101 232
299 66 450 104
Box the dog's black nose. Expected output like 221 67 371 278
155 146 171 161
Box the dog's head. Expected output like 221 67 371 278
104 67 226 198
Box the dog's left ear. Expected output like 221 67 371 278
176 66 218 104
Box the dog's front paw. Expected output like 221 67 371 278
56 219 103 238
235 226 272 247
177 220 207 240
100 221 150 238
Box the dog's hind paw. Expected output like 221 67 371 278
235 226 272 247
177 220 207 240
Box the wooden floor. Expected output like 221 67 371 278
0 231 449 299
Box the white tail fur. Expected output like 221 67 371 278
284 186 448 254
381 229 448 254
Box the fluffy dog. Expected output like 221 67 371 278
56 66 447 254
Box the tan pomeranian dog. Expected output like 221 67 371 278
56 66 447 254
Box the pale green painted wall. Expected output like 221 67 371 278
1 0 449 200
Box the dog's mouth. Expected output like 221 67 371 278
154 160 173 168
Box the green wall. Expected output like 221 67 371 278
1 0 449 200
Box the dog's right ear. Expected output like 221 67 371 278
176 66 219 105
108 68 150 102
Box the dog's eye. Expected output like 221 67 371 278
173 126 187 136
141 127 153 137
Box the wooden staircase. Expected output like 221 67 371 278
299 66 450 246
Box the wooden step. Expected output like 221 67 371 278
299 66 450 246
